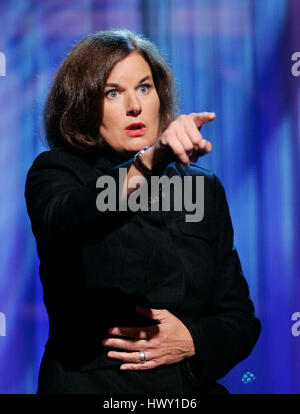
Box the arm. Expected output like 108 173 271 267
25 112 215 250
24 149 146 249
180 174 261 385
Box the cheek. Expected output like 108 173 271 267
150 94 160 120
101 103 121 127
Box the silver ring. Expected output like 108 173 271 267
139 351 146 363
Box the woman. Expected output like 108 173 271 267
25 29 261 394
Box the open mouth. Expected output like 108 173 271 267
125 122 146 135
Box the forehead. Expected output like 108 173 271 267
106 52 153 83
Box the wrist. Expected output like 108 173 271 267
133 146 153 175
139 145 155 170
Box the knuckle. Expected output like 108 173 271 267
185 142 194 151
163 132 172 142
168 120 177 129
172 147 182 156
150 338 160 348
190 136 199 146
179 151 188 159
194 134 202 145
125 342 134 350
178 114 188 121
137 329 144 338
178 146 186 155
137 340 145 348
159 137 169 147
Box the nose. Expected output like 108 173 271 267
125 91 141 117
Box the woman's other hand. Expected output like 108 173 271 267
101 306 196 370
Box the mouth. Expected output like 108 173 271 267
125 122 147 136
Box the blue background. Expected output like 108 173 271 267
0 0 299 394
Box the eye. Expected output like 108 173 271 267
105 89 119 99
138 84 151 94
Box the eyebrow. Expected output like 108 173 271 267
104 75 151 88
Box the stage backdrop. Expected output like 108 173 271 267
0 0 299 394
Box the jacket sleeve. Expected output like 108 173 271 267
181 174 261 385
24 150 135 249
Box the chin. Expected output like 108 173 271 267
128 136 155 151
126 137 154 152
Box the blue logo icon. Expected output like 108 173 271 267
242 372 256 384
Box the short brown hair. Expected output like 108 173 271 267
43 29 178 154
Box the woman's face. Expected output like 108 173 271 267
99 52 160 155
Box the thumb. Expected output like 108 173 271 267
190 112 216 129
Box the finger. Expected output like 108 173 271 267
174 121 195 154
101 337 148 351
120 360 159 370
173 129 191 166
193 139 213 157
189 112 216 129
108 350 159 364
165 121 195 161
182 117 204 152
199 139 213 153
108 325 158 339
160 134 190 167
107 350 146 363
135 306 159 321
136 306 169 321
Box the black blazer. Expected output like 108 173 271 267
25 147 261 393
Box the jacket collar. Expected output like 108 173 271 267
91 144 135 173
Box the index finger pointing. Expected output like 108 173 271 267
190 112 216 129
